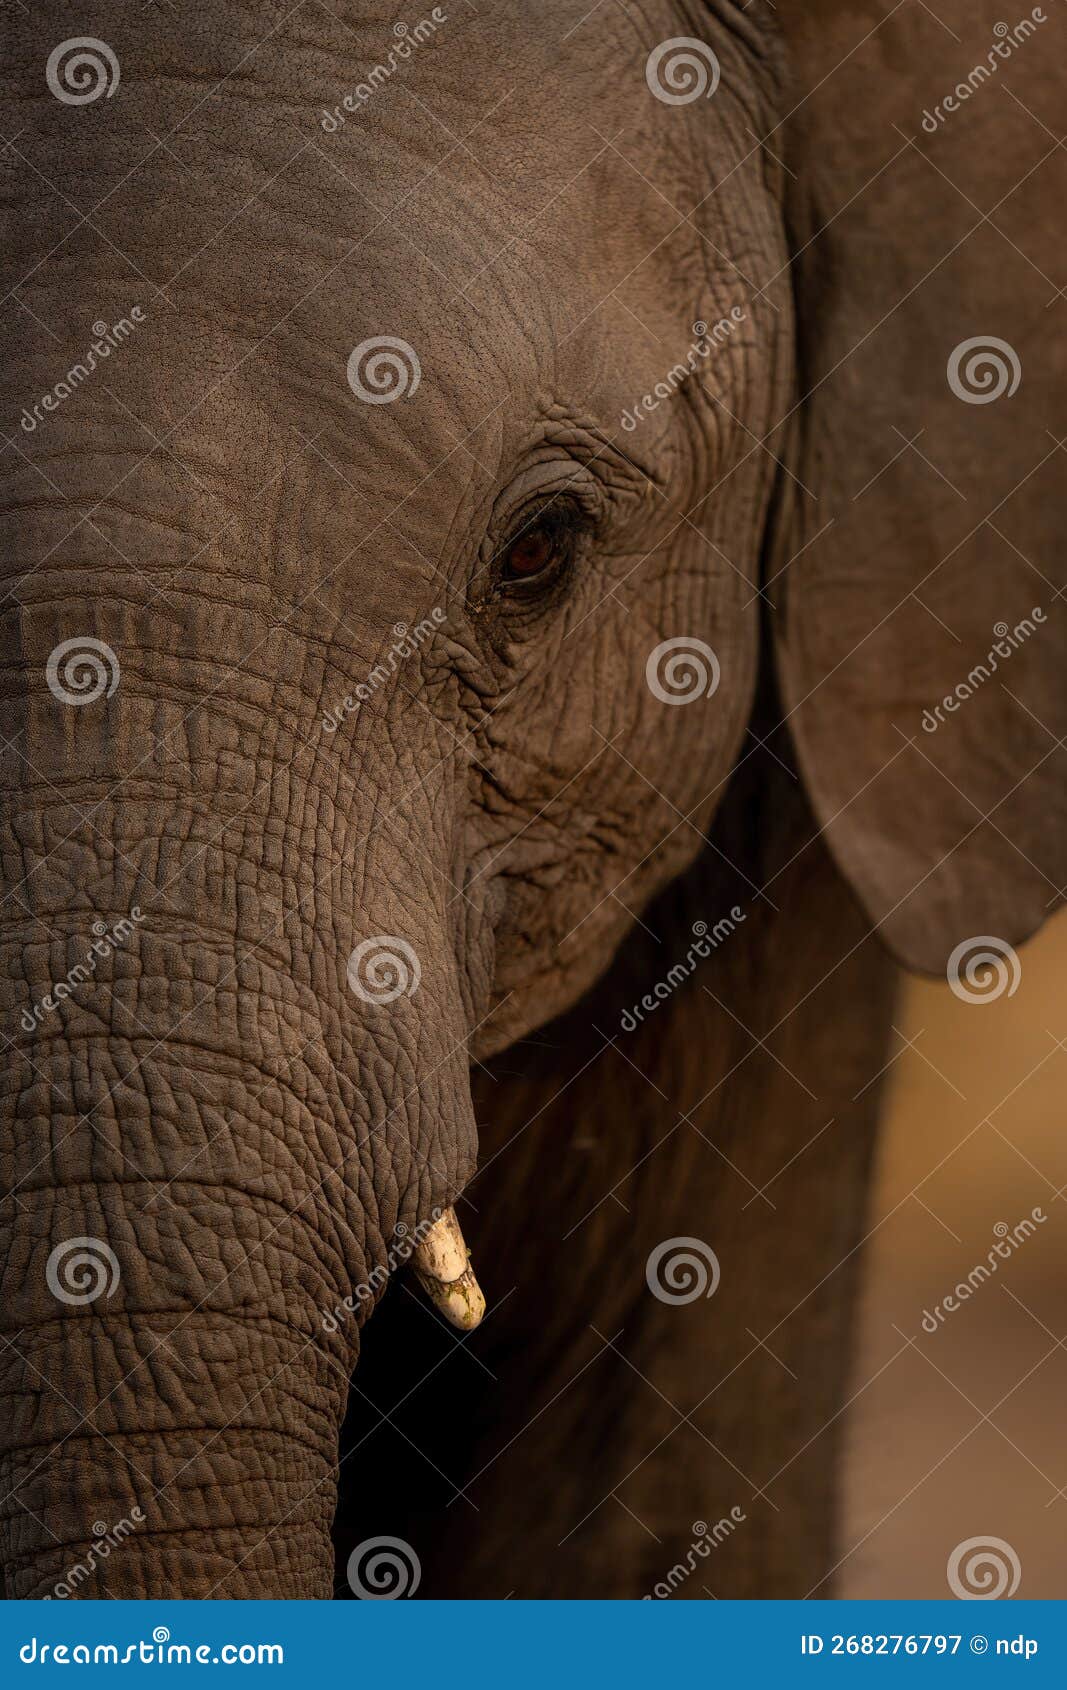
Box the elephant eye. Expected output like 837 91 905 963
497 499 585 592
503 524 556 579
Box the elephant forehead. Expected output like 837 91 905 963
5 2 751 443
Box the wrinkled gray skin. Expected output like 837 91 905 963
1 0 1063 1598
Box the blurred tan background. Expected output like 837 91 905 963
841 909 1067 1598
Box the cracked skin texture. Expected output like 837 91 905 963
1 1 1064 1597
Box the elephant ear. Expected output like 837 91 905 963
767 0 1067 973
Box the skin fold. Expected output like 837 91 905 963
0 0 1063 1598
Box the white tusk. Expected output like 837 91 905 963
412 1206 486 1331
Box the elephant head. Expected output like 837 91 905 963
1 0 1063 1597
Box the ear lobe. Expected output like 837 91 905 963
767 0 1067 974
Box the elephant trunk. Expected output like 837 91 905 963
0 569 480 1596
3 1180 353 1599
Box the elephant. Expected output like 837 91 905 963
1 0 1064 1600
